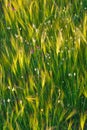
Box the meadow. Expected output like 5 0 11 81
0 0 87 129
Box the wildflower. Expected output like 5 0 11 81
19 28 22 31
15 34 19 38
58 100 61 103
20 36 23 42
74 72 76 76
19 100 22 105
32 24 36 29
34 68 39 75
70 36 72 40
12 87 15 92
36 29 38 33
7 98 10 103
84 7 87 10
7 26 11 30
47 62 49 65
21 76 23 79
41 108 43 112
32 38 36 43
30 49 34 54
7 3 11 7
8 86 10 89
12 7 16 11
68 73 72 77
80 2 82 5
34 68 37 71
48 56 51 59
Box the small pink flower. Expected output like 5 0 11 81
30 49 34 54
12 7 16 11
36 46 40 50
7 3 11 7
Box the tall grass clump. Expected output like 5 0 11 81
0 0 87 129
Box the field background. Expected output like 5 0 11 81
0 0 87 129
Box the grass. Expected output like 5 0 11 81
0 0 87 129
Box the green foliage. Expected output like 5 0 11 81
0 0 87 129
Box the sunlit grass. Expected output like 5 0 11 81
0 0 87 129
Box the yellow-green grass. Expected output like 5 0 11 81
0 0 87 129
